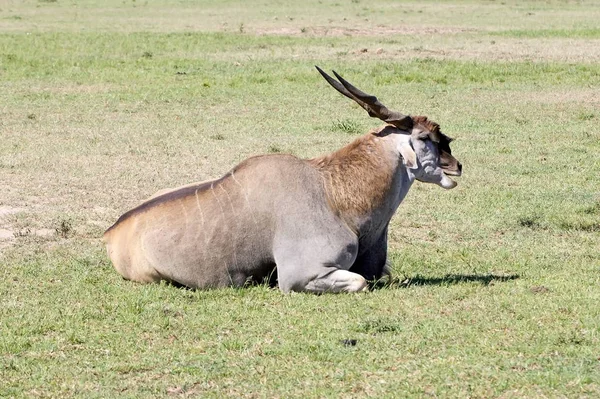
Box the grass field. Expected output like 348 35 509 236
1 0 600 397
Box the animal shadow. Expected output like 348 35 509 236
371 273 520 290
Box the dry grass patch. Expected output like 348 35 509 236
2 0 599 34
517 88 600 105
445 37 600 63
253 25 473 37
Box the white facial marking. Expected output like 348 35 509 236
393 134 418 170
409 135 458 189
438 173 457 189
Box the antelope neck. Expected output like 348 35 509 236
309 128 409 233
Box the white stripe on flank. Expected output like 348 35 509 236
194 188 208 244
211 182 238 269
219 183 239 270
230 170 259 228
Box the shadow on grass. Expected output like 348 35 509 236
158 272 519 292
371 273 520 290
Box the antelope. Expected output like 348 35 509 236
103 67 462 293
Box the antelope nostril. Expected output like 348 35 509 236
458 162 462 172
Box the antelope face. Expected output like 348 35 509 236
410 117 462 189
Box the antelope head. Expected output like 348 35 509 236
316 66 462 189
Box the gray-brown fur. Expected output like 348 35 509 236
103 68 462 293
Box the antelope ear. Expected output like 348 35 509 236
398 140 418 170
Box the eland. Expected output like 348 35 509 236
103 67 462 293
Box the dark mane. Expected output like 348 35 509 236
412 115 440 133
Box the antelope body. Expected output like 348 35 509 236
104 67 462 293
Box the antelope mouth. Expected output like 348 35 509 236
443 169 462 177
439 174 458 189
442 161 462 177
441 169 460 189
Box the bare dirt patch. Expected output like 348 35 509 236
253 25 474 37
519 89 600 105
455 38 600 63
207 31 600 64
0 206 23 219
340 37 600 63
0 207 54 250
0 206 23 251
0 229 13 240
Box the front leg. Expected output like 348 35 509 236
276 252 367 294
350 227 389 281
303 269 367 293
273 227 363 293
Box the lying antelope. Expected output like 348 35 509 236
104 67 462 293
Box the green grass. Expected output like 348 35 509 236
1 1 600 397
491 28 600 39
